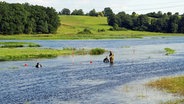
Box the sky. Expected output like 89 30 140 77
2 0 184 14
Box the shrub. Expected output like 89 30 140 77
164 48 175 55
89 48 105 55
28 44 41 47
78 28 92 34
1 44 24 48
98 29 105 32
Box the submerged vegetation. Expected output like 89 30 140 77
164 48 175 55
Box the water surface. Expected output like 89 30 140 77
0 36 184 104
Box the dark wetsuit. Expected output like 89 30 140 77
35 63 42 68
103 57 109 63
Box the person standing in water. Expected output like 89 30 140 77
109 51 114 64
35 62 42 68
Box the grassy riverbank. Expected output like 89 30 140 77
0 42 106 61
147 76 184 104
0 48 72 61
0 15 184 40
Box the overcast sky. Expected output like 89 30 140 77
2 0 184 14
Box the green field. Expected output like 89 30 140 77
0 15 183 40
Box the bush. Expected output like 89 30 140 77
1 44 24 48
98 29 105 32
78 28 92 34
28 44 41 47
164 48 175 55
89 48 105 55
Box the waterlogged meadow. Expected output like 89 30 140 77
0 37 184 104
0 42 106 61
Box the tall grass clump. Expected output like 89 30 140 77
1 44 24 48
28 44 41 47
147 76 184 95
89 48 105 55
63 47 76 50
0 42 41 48
164 48 175 55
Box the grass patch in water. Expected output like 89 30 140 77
164 48 175 55
162 99 184 104
0 42 41 48
147 76 184 104
89 48 105 55
0 48 72 61
63 47 76 50
0 47 106 61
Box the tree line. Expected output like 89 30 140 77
0 2 60 35
106 8 184 33
59 8 104 17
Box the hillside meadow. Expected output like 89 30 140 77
0 15 184 40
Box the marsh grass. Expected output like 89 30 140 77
89 48 105 55
0 48 72 61
0 42 41 48
0 47 106 61
147 76 184 95
147 76 184 104
162 99 184 104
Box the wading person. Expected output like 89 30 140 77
103 56 109 63
35 62 42 68
109 51 114 64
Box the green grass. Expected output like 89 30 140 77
147 76 184 104
164 48 175 55
0 15 184 40
0 46 106 61
89 48 106 55
0 48 72 61
0 42 41 48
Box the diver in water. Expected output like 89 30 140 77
35 62 42 68
103 56 109 63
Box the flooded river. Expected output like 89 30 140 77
0 37 184 104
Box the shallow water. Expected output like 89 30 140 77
0 36 184 104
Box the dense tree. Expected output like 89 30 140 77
167 15 179 33
0 2 60 35
107 13 116 26
106 8 183 33
71 9 84 15
98 12 104 17
103 7 113 17
116 12 133 29
135 15 150 31
178 15 184 33
89 9 98 16
60 8 70 15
